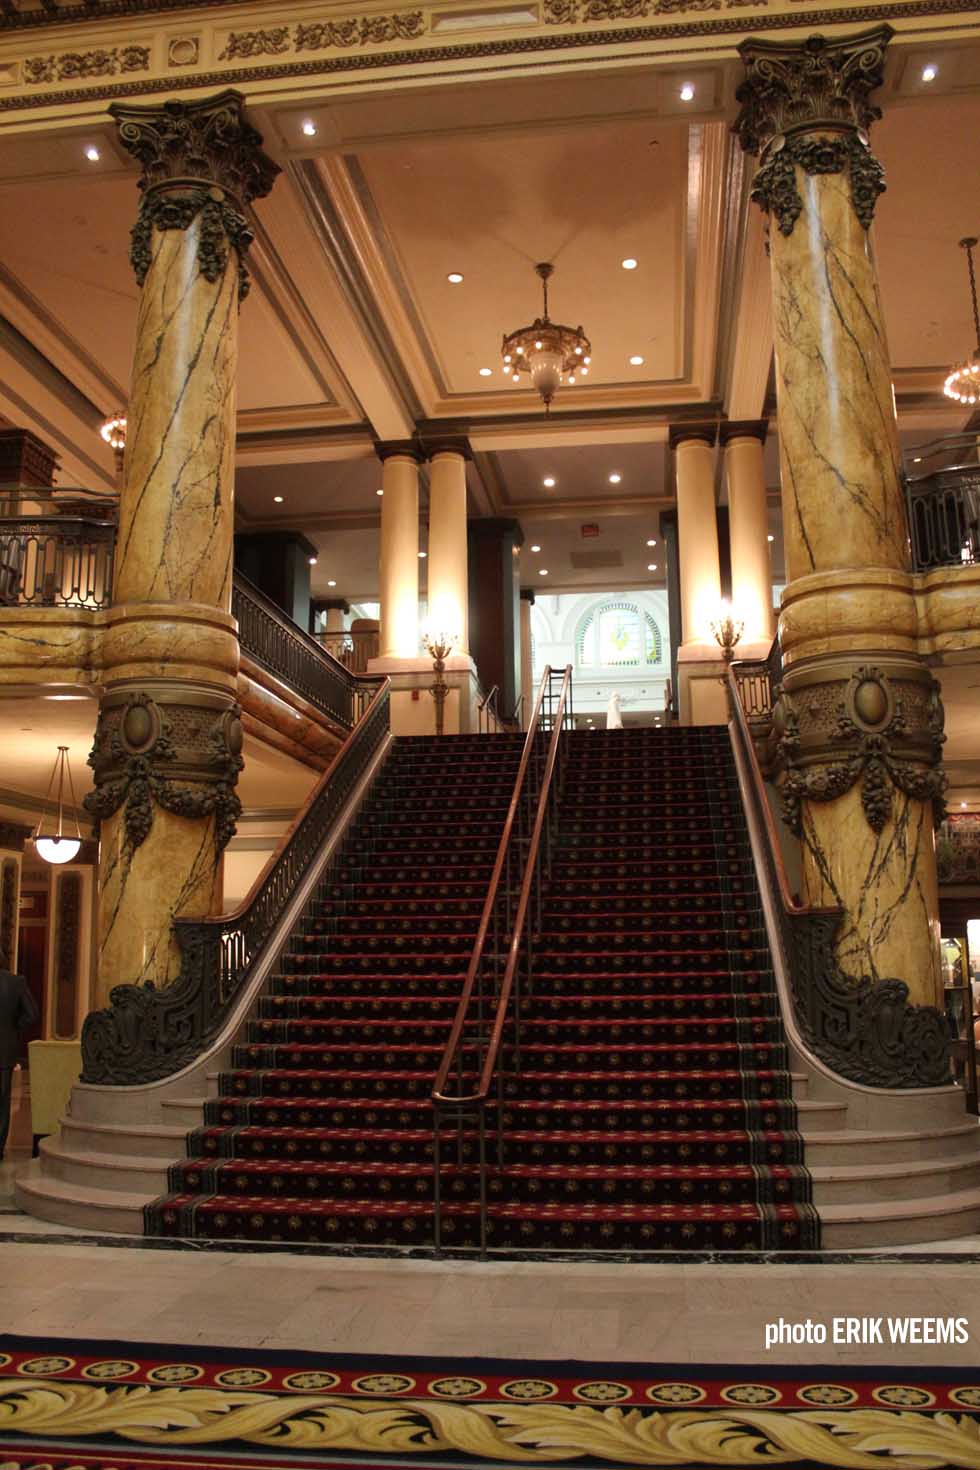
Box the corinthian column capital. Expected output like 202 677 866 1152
110 89 279 300
735 26 892 155
735 27 892 236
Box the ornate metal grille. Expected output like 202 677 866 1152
0 511 115 610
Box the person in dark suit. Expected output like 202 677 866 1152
0 967 39 1160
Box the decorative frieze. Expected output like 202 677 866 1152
84 685 245 856
23 44 149 84
217 11 426 60
544 0 728 19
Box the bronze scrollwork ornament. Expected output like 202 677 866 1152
774 665 947 837
83 688 245 855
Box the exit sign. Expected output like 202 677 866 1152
580 523 600 538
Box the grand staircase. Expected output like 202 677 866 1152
145 725 819 1252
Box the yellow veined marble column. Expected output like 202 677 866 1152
736 29 945 1010
672 425 721 645
85 92 278 1004
426 448 470 655
721 421 773 648
377 446 421 658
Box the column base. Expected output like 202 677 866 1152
367 655 481 734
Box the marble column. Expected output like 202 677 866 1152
736 29 945 1010
721 420 773 649
377 444 421 659
520 591 534 728
85 92 278 1004
427 446 470 655
672 425 722 645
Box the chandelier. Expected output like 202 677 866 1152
944 237 980 404
100 410 127 479
33 745 82 865
501 262 591 412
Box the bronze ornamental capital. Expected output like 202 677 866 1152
111 90 279 302
734 26 892 158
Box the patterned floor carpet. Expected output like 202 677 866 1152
1 1335 979 1469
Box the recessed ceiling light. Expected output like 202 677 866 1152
629 355 644 366
447 272 463 284
622 258 638 270
913 456 923 463
479 367 492 377
647 563 658 571
309 557 317 566
680 82 695 102
376 488 384 496
609 472 622 484
530 543 541 552
539 568 549 576
85 145 100 162
646 538 657 547
301 119 317 136
962 801 968 808
327 579 336 587
767 534 775 542
418 550 427 558
921 64 938 82
543 476 556 487
274 495 284 503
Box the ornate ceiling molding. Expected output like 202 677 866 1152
2 0 980 112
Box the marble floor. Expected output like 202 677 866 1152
3 1149 980 1369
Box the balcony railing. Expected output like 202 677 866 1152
316 627 379 675
937 820 980 885
0 487 116 611
905 436 980 572
0 491 375 730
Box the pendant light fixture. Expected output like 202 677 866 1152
944 237 980 404
501 262 591 413
100 410 127 481
34 745 82 865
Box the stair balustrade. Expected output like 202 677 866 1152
80 679 390 1085
728 655 952 1090
432 664 573 1254
0 492 370 731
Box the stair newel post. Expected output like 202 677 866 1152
432 1104 443 1252
478 1104 488 1257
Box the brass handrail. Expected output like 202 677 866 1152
432 664 572 1253
430 665 553 1104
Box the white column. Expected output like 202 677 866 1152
324 605 345 634
723 422 773 647
378 450 420 659
673 427 721 644
520 592 534 728
426 449 469 655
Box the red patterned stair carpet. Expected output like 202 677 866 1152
145 726 820 1251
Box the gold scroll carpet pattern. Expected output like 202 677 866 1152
1 1339 980 1468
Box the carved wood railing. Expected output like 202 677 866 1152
729 655 950 1089
80 681 390 1085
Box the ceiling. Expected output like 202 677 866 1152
0 36 979 806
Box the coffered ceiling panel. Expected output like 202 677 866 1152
347 120 690 401
0 172 346 421
875 95 980 373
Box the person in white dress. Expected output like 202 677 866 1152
606 692 623 729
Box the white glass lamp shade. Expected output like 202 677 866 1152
528 349 564 406
35 836 81 865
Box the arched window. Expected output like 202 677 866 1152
575 601 663 668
